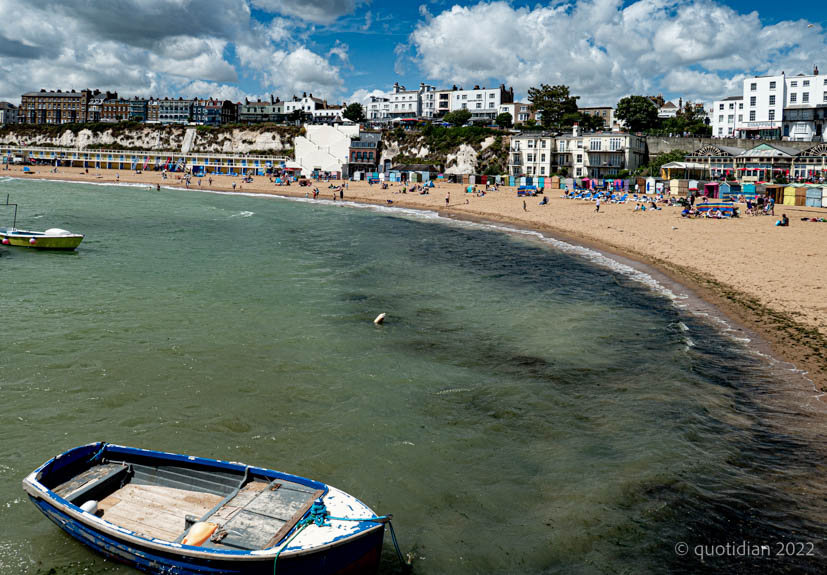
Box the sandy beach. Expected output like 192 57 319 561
5 164 827 387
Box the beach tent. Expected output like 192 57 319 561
645 177 655 193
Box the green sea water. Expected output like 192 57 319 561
1 178 826 574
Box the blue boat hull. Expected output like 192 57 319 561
31 496 384 575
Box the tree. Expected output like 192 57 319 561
577 112 605 132
288 109 306 124
495 112 512 129
640 149 685 177
443 109 472 126
527 84 579 130
615 96 659 133
342 102 364 123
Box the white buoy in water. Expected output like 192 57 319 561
373 313 386 325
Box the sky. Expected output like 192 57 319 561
0 0 824 108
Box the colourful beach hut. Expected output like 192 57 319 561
782 186 797 205
741 183 757 198
805 187 822 208
704 182 719 198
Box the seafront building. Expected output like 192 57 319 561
508 125 647 179
18 89 97 124
710 96 743 138
238 98 284 124
0 102 18 125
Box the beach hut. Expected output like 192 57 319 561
761 184 784 203
822 187 827 207
741 182 757 198
704 182 719 198
795 187 807 206
783 186 797 205
805 187 822 208
644 177 655 193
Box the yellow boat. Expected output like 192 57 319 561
0 227 84 250
1 196 84 250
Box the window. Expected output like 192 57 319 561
729 103 734 110
823 92 827 102
803 92 810 103
803 80 810 87
589 139 601 151
476 103 482 108
769 110 775 121
727 115 734 122
558 141 566 152
769 95 775 106
749 96 756 106
576 167 583 177
540 166 545 175
576 154 583 163
609 137 622 151
739 103 743 109
791 81 798 87
527 140 534 148
738 114 743 122
527 153 534 162
769 81 776 89
718 115 724 122
540 154 546 162
476 94 482 99
719 104 724 110
790 93 797 103
749 110 756 121
750 82 757 91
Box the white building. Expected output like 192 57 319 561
0 102 18 124
710 96 743 138
366 96 391 120
283 94 326 116
735 67 827 141
498 102 532 124
509 125 646 179
447 85 514 121
658 101 679 119
388 82 433 118
294 124 360 177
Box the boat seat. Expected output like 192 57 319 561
54 463 131 506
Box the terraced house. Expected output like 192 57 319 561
509 125 647 179
19 89 97 124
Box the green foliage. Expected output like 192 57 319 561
615 96 659 133
576 112 606 132
638 149 685 176
443 109 472 126
527 84 579 130
516 119 542 131
342 103 365 123
495 112 513 129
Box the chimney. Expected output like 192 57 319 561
572 123 580 137
815 65 819 75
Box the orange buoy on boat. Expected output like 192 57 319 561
182 522 217 546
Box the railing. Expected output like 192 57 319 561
0 145 290 162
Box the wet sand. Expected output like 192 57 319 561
6 165 827 387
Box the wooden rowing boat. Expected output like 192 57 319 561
23 443 387 574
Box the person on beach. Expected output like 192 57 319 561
776 214 789 227
209 177 213 186
595 198 601 213
523 200 527 212
446 192 450 206
339 189 343 201
232 182 236 191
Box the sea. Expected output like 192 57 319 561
1 178 825 574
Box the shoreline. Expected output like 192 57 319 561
4 165 826 391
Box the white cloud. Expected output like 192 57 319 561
406 0 827 105
0 0 347 104
251 0 363 24
177 81 250 102
346 88 388 105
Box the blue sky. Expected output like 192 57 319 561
0 0 824 107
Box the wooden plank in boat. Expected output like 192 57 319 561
98 484 224 541
53 463 127 498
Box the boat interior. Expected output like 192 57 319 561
41 455 324 550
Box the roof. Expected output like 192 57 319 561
0 102 17 110
661 102 677 109
661 161 709 170
722 96 743 101
23 91 84 98
741 143 800 157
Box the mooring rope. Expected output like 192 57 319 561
273 498 409 574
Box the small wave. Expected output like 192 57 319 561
677 322 689 332
230 211 255 218
436 387 472 395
